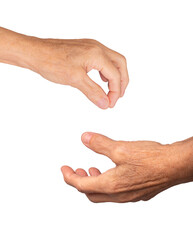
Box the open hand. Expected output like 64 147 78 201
61 133 193 203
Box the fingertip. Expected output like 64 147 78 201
89 167 101 176
108 98 118 108
76 168 88 177
61 165 74 178
81 132 114 159
61 165 68 173
97 97 109 109
109 103 115 108
108 91 120 108
81 132 94 145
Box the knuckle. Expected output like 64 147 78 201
112 143 126 160
89 44 103 56
111 147 119 160
84 38 99 44
89 39 100 45
120 54 127 64
77 182 85 193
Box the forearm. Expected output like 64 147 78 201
172 137 193 184
0 27 38 71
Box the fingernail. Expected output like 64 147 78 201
97 98 109 109
82 132 93 145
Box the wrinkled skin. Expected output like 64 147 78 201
61 133 193 203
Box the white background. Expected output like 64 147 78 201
0 0 193 239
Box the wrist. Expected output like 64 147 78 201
169 138 193 185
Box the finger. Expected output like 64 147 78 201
89 167 101 176
81 132 115 159
78 73 109 109
120 68 129 97
100 59 121 108
61 165 105 193
106 52 129 97
99 72 108 82
118 63 129 97
75 168 88 177
112 59 129 97
61 165 77 188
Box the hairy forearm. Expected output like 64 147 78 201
0 27 39 71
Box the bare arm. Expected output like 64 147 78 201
0 27 129 109
0 27 36 70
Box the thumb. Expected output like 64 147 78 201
78 74 109 109
81 132 115 159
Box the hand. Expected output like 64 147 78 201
0 28 129 108
61 133 193 203
31 38 129 109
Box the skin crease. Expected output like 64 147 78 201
61 133 193 203
0 27 129 109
